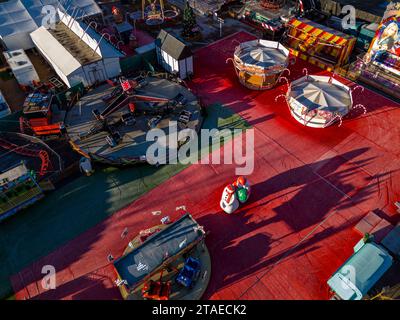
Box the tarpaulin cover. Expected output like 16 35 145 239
327 242 393 300
113 214 204 288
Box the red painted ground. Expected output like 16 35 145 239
11 32 400 300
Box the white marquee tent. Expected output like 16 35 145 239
30 9 123 88
61 0 102 18
0 0 102 50
0 0 38 50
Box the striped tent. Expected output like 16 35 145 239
285 18 356 71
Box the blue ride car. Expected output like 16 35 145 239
176 257 201 288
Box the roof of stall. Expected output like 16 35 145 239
287 18 356 43
156 29 192 60
65 0 102 17
30 25 83 76
0 0 103 49
289 75 352 113
0 162 29 187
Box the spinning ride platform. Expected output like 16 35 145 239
285 74 354 128
65 76 203 166
231 39 291 90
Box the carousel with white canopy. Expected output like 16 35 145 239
277 71 366 128
229 39 291 90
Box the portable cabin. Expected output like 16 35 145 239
3 49 39 86
155 30 193 79
327 242 393 300
285 17 356 71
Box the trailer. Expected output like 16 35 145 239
3 49 39 86
19 92 65 137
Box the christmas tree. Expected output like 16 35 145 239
182 1 199 38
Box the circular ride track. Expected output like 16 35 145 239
0 132 62 179
65 76 203 166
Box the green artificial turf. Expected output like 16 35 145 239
0 103 250 299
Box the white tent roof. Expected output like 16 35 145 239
21 0 62 26
0 0 102 44
56 8 124 59
82 22 125 59
289 75 352 114
30 26 81 76
61 0 102 17
0 0 38 37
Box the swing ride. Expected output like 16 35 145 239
138 0 180 26
144 0 164 26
